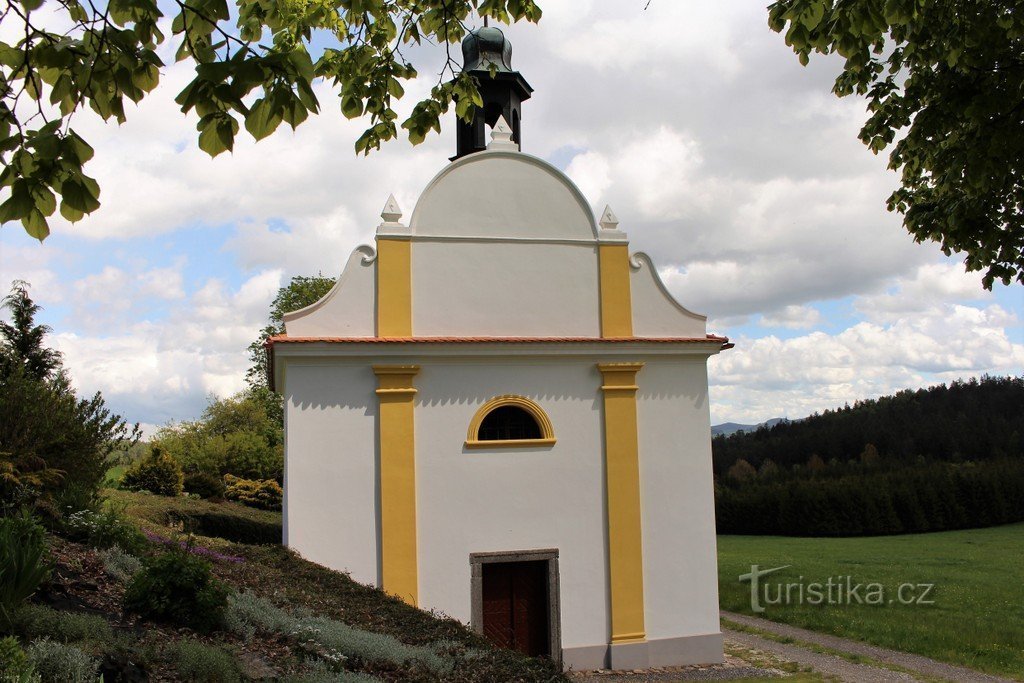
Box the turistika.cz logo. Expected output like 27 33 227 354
738 565 935 613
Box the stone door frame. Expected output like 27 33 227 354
469 548 562 666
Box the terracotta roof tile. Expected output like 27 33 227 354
267 334 730 345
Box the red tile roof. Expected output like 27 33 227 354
267 334 731 346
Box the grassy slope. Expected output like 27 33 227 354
718 523 1024 679
103 489 566 682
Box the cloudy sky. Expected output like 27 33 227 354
1 1 1021 434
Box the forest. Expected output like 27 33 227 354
713 376 1024 536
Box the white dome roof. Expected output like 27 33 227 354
409 150 598 240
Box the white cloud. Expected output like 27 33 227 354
709 300 1023 423
761 305 823 330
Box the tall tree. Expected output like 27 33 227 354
246 274 336 392
0 1 542 241
0 280 62 380
769 0 1024 287
0 280 138 512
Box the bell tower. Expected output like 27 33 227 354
454 27 533 159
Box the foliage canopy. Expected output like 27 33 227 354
1 0 541 240
769 0 1024 287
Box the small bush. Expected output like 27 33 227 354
172 639 240 683
0 636 38 682
283 659 382 682
25 639 98 683
98 546 142 583
124 550 228 633
166 510 281 545
61 507 146 554
0 512 50 627
224 593 451 675
223 475 282 511
120 448 183 497
10 604 113 645
183 471 225 499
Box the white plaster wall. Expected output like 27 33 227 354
283 361 380 585
414 360 610 649
284 247 376 337
410 152 596 240
412 242 602 337
636 360 721 639
630 254 707 339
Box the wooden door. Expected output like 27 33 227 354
481 560 550 657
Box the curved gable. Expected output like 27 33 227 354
629 252 707 338
283 245 376 337
409 150 598 241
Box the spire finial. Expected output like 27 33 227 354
488 116 517 150
381 194 402 224
599 205 619 230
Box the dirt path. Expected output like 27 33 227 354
722 611 1015 683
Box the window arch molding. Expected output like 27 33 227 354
465 395 556 449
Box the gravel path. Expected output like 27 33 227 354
724 627 915 682
567 651 781 682
722 611 1015 683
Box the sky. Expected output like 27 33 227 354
1 1 1022 435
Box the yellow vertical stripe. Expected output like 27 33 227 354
598 244 633 338
374 365 420 606
377 237 412 337
598 362 646 643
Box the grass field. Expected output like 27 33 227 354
718 523 1024 679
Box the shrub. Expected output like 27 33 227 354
120 448 183 497
25 639 98 683
124 550 229 633
9 604 113 645
183 470 225 500
0 513 50 627
60 507 146 554
166 510 281 545
206 431 283 482
224 593 452 675
223 475 282 511
172 639 240 683
0 636 38 682
284 659 382 683
98 546 142 583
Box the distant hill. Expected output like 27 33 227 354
712 418 789 437
712 376 1024 475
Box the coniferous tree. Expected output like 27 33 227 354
0 281 62 381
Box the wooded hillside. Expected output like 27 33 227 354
712 376 1023 475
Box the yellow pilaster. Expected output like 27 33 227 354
598 362 646 643
598 244 633 338
374 364 420 605
376 237 412 337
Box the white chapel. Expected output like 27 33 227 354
268 27 731 671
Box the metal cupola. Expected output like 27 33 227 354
454 27 533 159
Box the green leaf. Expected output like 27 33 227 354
61 179 100 213
22 208 49 240
59 200 85 222
244 97 282 141
0 180 34 222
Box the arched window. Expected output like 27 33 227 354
466 396 556 449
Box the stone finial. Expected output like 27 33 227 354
488 116 517 150
599 205 619 230
380 194 402 224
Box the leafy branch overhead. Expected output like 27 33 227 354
0 0 542 240
769 0 1024 288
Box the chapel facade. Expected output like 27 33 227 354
268 27 731 671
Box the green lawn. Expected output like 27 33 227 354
718 524 1024 679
